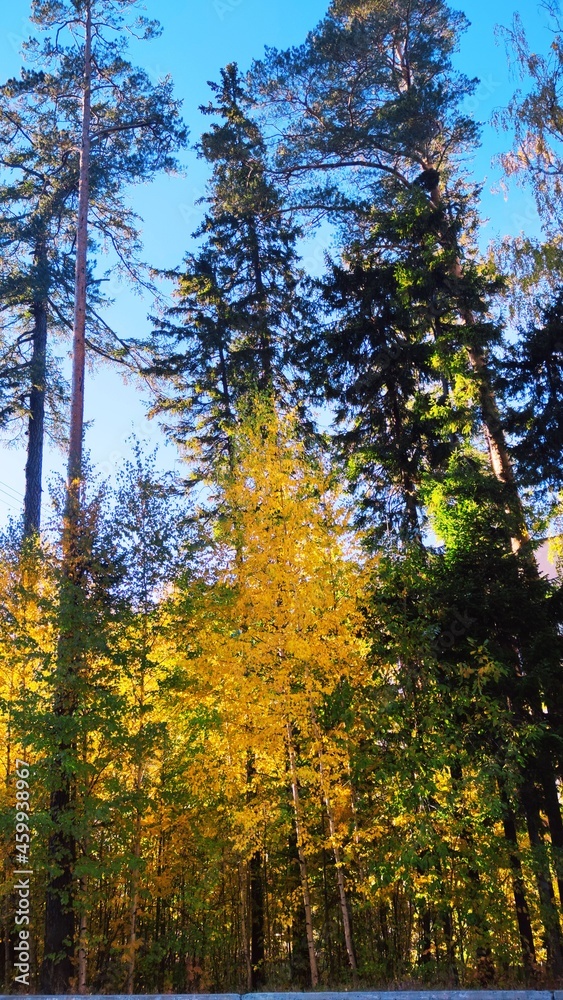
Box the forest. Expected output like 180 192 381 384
1 0 563 993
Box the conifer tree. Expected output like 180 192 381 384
12 1 186 989
493 4 563 325
250 0 531 554
0 3 186 536
301 186 493 542
0 100 73 535
149 64 310 478
498 2 563 242
500 289 563 499
251 1 563 973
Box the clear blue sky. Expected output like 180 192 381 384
0 0 552 525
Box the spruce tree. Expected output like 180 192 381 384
300 185 493 542
501 290 563 497
149 64 311 479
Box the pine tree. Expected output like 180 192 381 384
0 4 186 536
250 0 534 555
497 2 563 241
15 1 186 989
0 96 73 534
251 1 563 973
493 4 563 328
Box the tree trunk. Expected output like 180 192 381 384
126 764 143 994
387 376 421 539
68 0 92 488
286 722 319 987
41 5 92 991
246 750 265 988
238 861 252 991
449 759 494 979
247 216 273 392
317 748 358 979
419 904 432 966
23 239 48 539
40 774 77 992
497 779 537 973
440 906 458 985
427 175 534 556
249 850 265 988
521 779 563 975
77 878 88 994
539 760 563 909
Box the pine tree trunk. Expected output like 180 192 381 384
427 175 533 555
23 239 48 539
41 5 92 990
68 2 92 487
286 722 319 987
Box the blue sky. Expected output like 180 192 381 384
0 0 553 524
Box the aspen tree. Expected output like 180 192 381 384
188 401 370 986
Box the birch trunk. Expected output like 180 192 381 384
126 764 143 994
316 746 357 978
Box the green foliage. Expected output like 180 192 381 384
250 0 479 210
